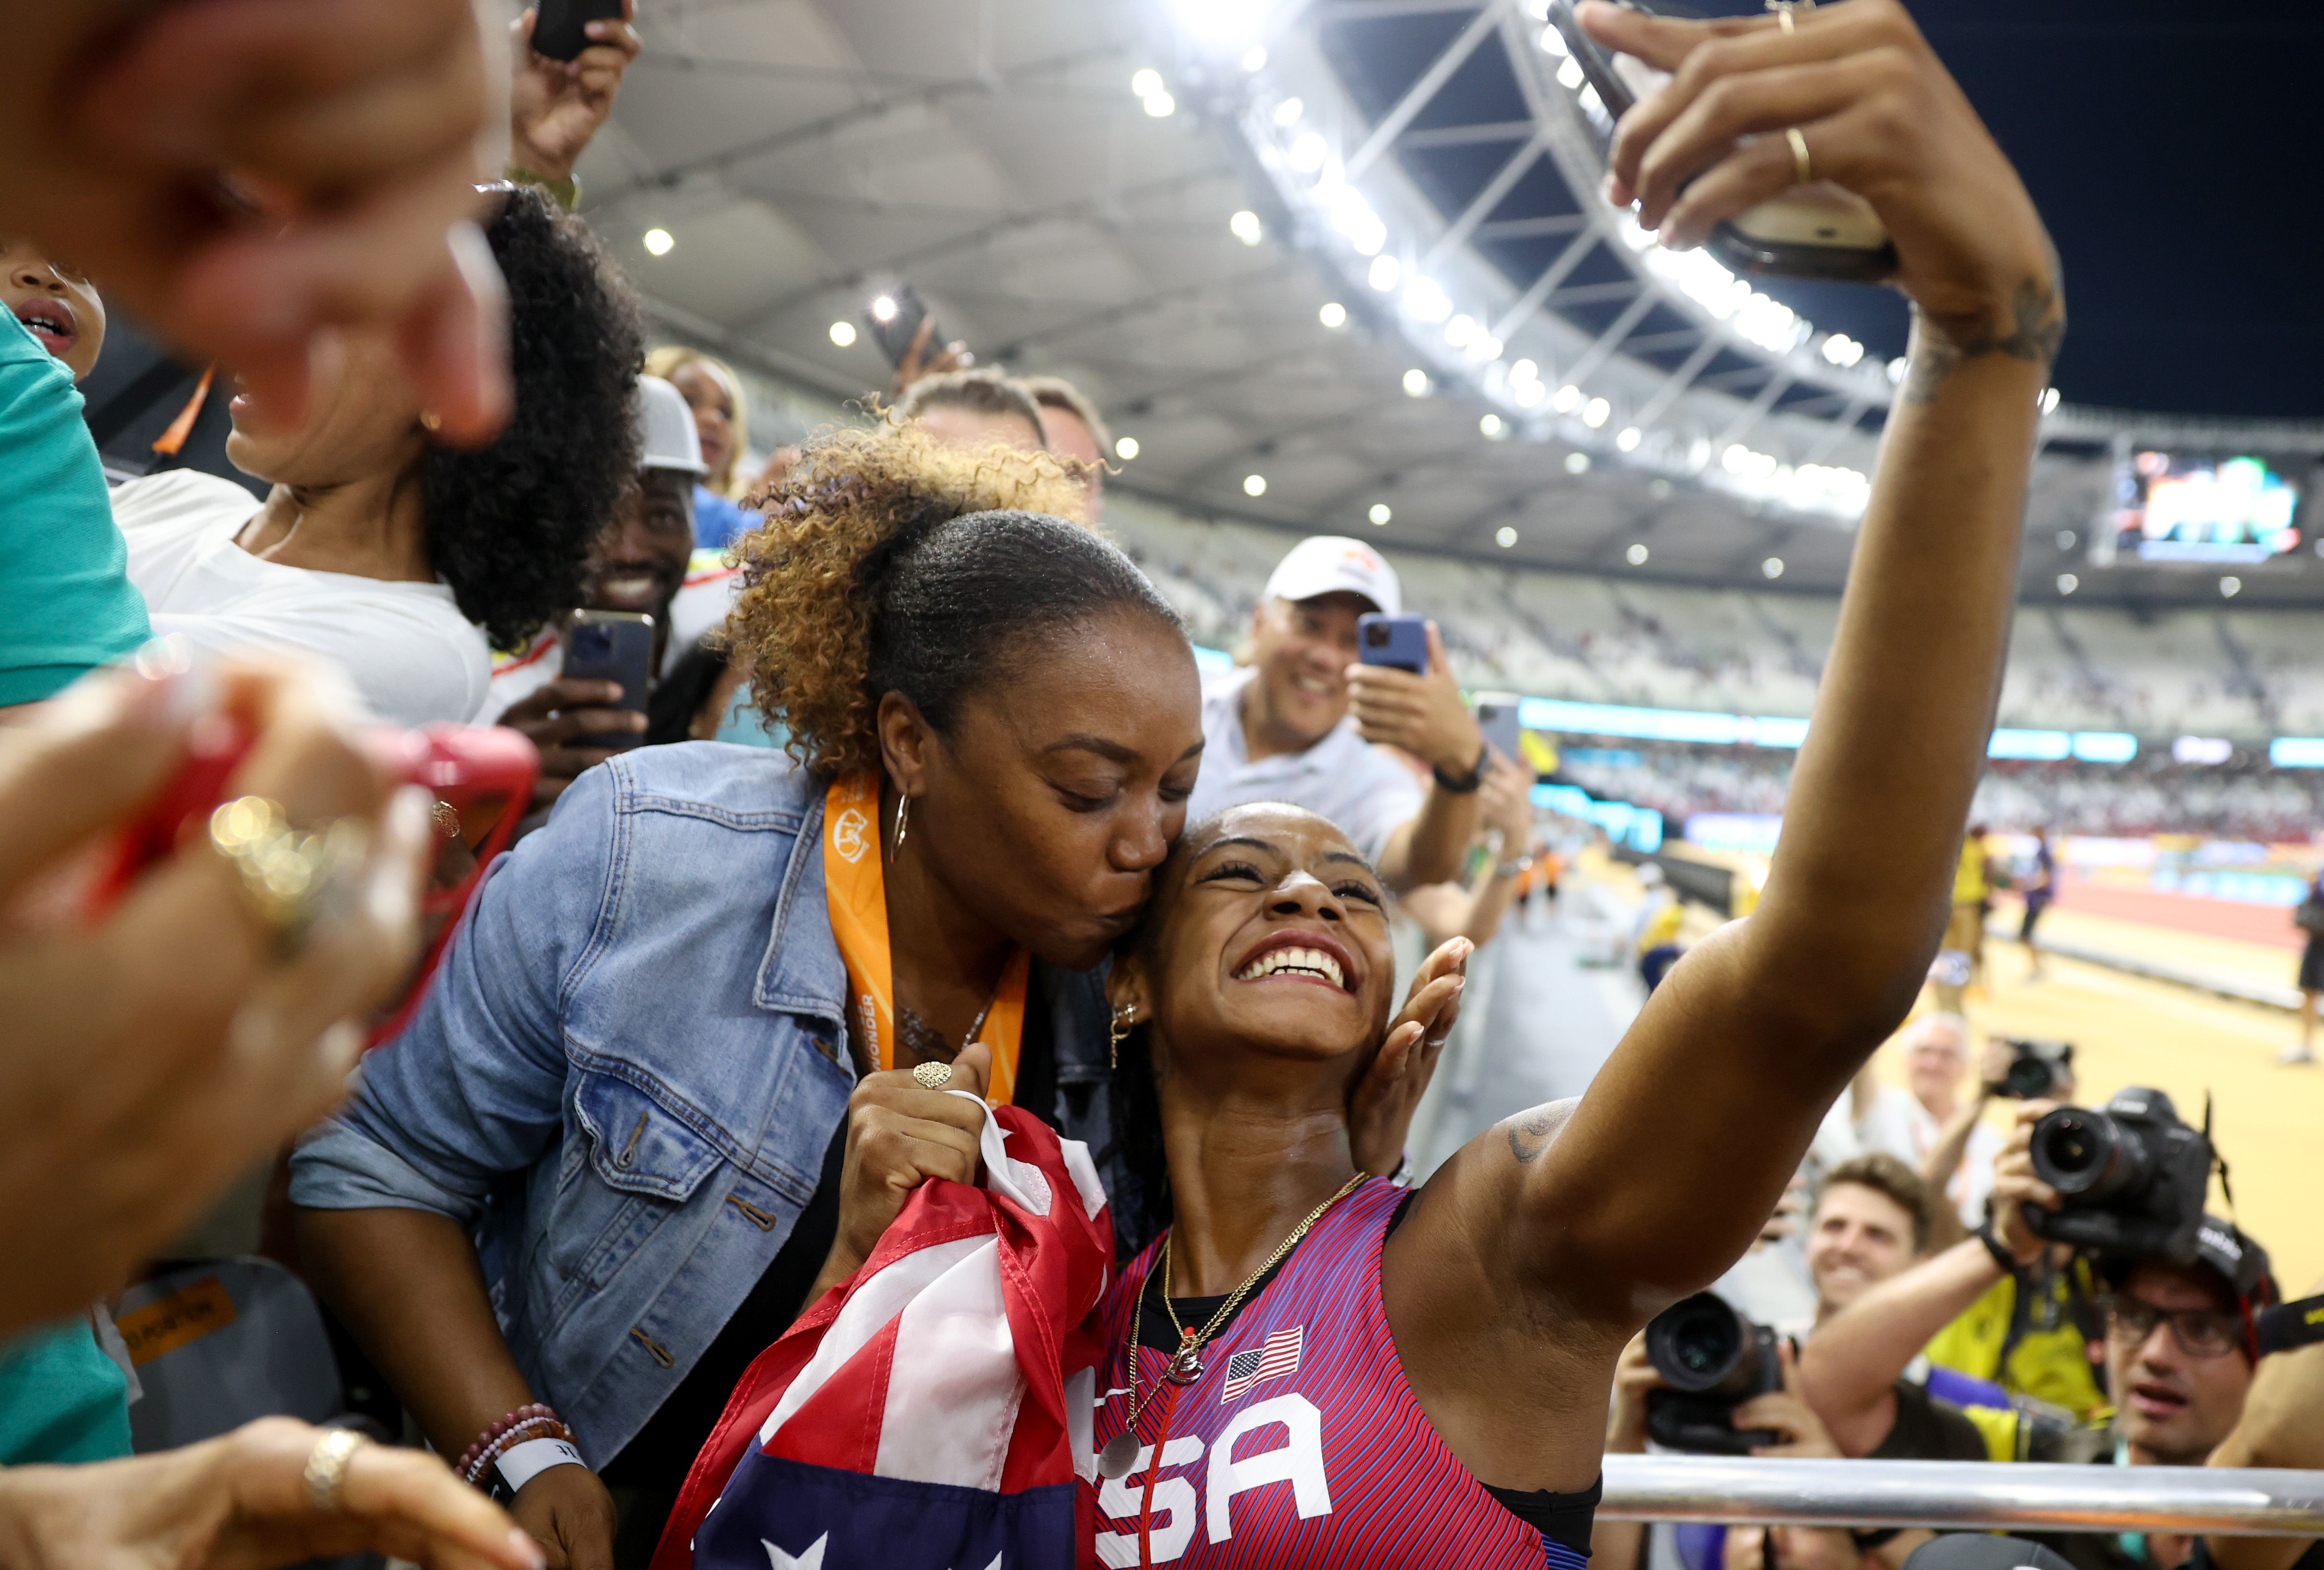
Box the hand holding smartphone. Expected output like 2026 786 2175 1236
529 0 626 61
1356 613 1431 676
1547 0 1896 282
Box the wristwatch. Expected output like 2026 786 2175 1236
1433 744 1489 794
1971 1221 2018 1275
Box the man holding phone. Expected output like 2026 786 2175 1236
490 376 739 809
1186 534 1488 891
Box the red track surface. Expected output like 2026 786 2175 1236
2051 876 2305 950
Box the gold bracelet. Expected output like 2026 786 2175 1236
208 797 367 959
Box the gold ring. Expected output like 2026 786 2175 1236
302 1427 370 1511
208 797 368 960
1765 0 1813 31
1786 126 1812 186
911 1060 953 1090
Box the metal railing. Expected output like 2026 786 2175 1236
1600 1455 2324 1536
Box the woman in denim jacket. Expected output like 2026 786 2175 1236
290 429 1432 1568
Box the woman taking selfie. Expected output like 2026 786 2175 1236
289 429 1434 1568
1077 2 2063 1562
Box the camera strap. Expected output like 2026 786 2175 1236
2255 1295 2324 1357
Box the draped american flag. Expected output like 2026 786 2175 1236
652 1105 1113 1570
1219 1325 1303 1401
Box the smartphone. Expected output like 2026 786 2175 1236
1546 0 1897 282
1357 613 1430 676
529 0 624 61
563 610 655 751
1476 695 1523 765
864 285 942 369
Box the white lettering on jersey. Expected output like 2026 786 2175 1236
1096 1438 1203 1566
1206 1393 1332 1544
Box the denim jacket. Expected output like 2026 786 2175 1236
288 744 1115 1465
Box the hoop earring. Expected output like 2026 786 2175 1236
888 793 910 862
1110 1006 1135 1071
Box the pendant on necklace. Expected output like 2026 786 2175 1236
1166 1346 1205 1385
1096 1431 1141 1480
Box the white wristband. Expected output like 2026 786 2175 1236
496 1436 586 1494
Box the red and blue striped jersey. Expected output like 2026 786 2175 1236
1090 1177 1593 1568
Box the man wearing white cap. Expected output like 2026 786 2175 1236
489 374 742 807
1186 534 1487 888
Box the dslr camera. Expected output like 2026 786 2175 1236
1989 1037 2074 1100
1643 1292 1784 1454
2025 1086 2213 1264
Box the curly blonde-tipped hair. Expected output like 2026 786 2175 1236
729 425 1160 778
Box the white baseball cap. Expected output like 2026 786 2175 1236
634 375 707 476
1261 535 1402 617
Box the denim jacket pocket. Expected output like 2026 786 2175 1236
541 1070 728 1303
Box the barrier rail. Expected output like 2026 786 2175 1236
1600 1455 2324 1536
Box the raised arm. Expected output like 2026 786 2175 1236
1388 0 2059 1486
2203 1270 2324 1570
1798 1103 2050 1453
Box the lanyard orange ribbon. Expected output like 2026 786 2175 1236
821 773 1028 1104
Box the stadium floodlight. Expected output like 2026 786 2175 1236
1289 132 1328 174
1582 397 1611 428
1243 473 1267 497
2071 732 2139 764
1496 526 1519 547
1761 556 1784 578
828 321 856 346
1273 97 1304 128
1230 210 1264 245
2269 738 2324 768
1132 69 1165 99
1557 55 1585 89
1368 255 1402 292
2056 530 2077 550
1402 368 1430 397
2173 736 2233 765
1565 452 1590 474
2056 572 2079 594
1538 20 1570 53
643 228 675 255
2040 387 2062 414
1114 436 1140 460
1552 383 1582 412
1369 503 1392 525
1401 275 1453 324
1626 542 1649 565
1444 314 1477 348
1617 427 1642 451
1988 729 2071 761
1143 91 1176 117
1480 413 1505 438
1242 46 1268 71
1514 381 1547 408
1318 301 1347 328
2220 575 2242 597
1509 358 1539 387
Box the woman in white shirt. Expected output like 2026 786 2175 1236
110 187 642 727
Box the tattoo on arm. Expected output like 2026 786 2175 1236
1506 1101 1576 1164
1902 277 2065 405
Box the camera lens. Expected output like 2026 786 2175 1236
1646 1293 1745 1393
572 625 611 659
2002 1054 2055 1099
2030 1108 2148 1200
1365 622 1389 648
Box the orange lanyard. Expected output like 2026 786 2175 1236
821 773 1028 1103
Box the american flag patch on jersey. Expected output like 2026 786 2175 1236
1220 1325 1303 1402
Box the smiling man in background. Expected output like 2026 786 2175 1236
1186 534 1486 891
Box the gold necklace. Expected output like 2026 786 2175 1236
1096 1171 1366 1481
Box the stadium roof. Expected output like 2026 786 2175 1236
588 0 2323 609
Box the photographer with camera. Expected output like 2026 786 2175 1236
1802 1092 2272 1518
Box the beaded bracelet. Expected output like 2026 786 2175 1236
456 1404 558 1482
466 1416 574 1487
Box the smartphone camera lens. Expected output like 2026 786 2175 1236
572 625 611 660
1365 622 1389 648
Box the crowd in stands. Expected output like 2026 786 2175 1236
0 4 2319 1570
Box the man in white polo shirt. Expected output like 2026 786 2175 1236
1188 535 1487 890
